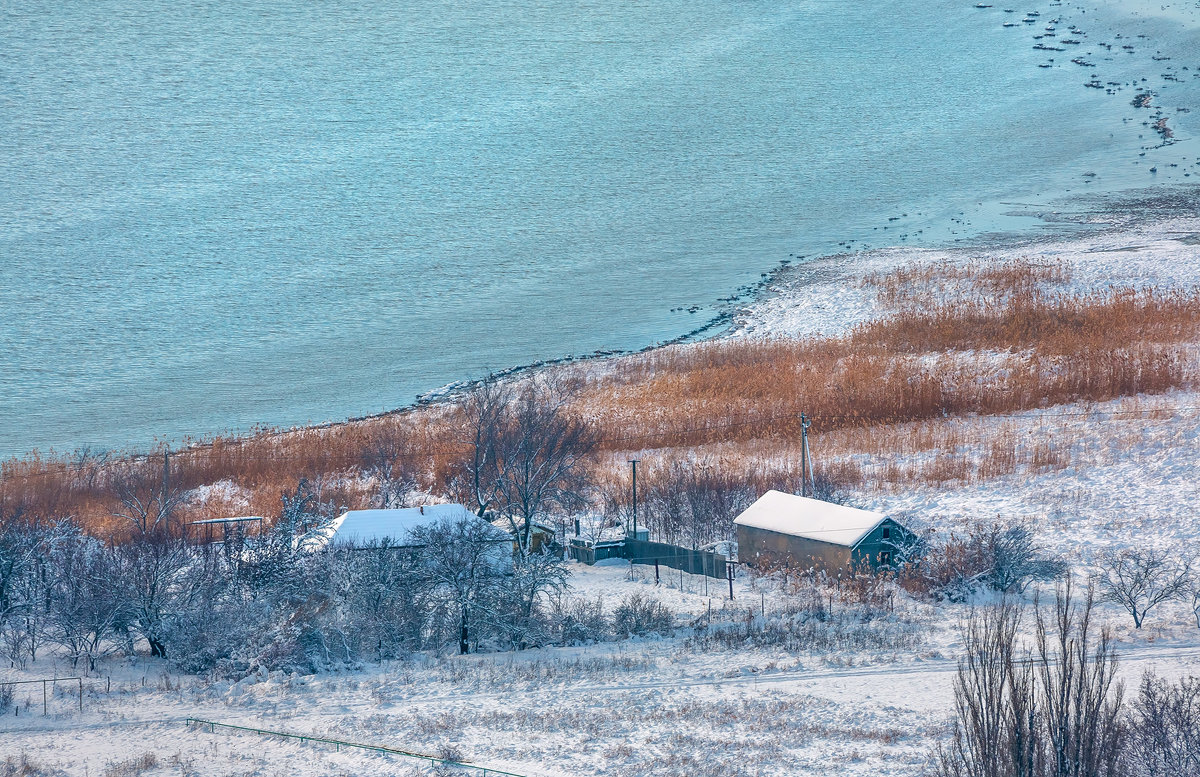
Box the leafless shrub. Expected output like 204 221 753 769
900 522 1065 602
1124 673 1200 777
0 755 66 777
102 753 157 777
988 525 1068 594
551 594 610 644
612 592 674 637
686 588 927 655
1096 548 1190 628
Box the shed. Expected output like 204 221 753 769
733 490 912 572
491 516 558 554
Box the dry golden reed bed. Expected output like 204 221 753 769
3 259 1198 535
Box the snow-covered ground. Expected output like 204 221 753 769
8 555 1200 777
7 215 1200 775
737 213 1200 339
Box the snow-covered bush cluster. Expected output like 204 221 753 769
0 481 586 676
687 567 927 655
547 591 676 644
896 522 1067 602
687 603 926 655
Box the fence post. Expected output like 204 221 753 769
654 559 659 584
78 678 82 712
42 680 47 716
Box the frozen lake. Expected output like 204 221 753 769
2 0 1198 457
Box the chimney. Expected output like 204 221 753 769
419 505 424 515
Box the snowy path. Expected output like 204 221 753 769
9 641 1199 735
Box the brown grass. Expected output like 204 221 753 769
577 284 1199 451
2 259 1197 534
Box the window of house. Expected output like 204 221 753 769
880 551 892 566
882 526 891 540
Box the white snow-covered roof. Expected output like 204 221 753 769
733 490 888 548
320 504 505 548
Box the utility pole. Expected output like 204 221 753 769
162 449 170 534
628 459 640 539
799 413 812 498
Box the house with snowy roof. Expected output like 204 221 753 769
733 490 912 572
314 504 511 558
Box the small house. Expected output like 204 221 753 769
733 490 912 572
316 504 511 558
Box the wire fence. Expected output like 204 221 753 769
185 718 537 776
0 677 83 716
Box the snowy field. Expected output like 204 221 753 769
6 562 1200 776
6 386 1200 776
5 217 1200 775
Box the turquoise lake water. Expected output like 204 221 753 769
2 0 1199 457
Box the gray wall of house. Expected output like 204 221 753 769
736 524 852 571
738 518 914 572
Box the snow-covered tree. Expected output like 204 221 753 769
1097 548 1189 629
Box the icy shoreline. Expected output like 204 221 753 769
410 185 1200 405
734 185 1200 340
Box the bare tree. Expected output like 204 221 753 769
935 582 1125 777
70 446 112 492
0 507 39 626
46 533 124 672
1096 548 1189 628
1125 673 1200 777
242 479 334 595
1033 581 1125 777
638 460 755 550
497 549 569 649
1185 565 1200 629
339 542 426 660
111 531 194 658
361 426 419 510
496 377 597 557
936 599 1039 777
0 512 68 667
411 516 507 655
458 378 510 518
109 455 186 536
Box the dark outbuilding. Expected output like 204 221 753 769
734 490 912 572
